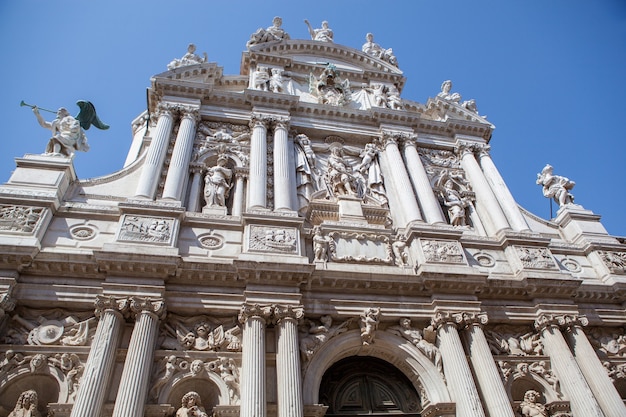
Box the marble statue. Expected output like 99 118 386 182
247 16 290 48
304 19 333 42
252 65 270 91
386 84 403 109
437 80 461 103
389 318 443 371
360 307 380 345
392 235 409 266
312 226 328 261
361 33 397 66
210 357 240 401
311 64 351 106
204 155 233 208
33 107 89 157
519 390 547 417
325 144 357 197
8 390 40 417
441 179 469 226
176 391 208 417
299 315 349 360
269 68 285 93
536 164 575 206
167 44 207 70
295 134 318 214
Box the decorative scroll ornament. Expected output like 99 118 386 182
129 297 166 320
238 303 273 324
70 225 96 240
273 304 305 323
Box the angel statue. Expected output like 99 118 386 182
25 100 109 157
536 164 575 207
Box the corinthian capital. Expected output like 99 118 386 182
454 141 480 157
129 296 166 320
431 311 464 330
238 303 273 324
273 304 304 324
459 311 489 328
535 313 587 332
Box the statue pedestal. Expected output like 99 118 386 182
337 195 367 224
202 206 228 216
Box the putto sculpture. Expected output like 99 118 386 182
536 164 575 207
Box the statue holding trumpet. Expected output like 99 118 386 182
21 100 109 157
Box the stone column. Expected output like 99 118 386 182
135 105 175 199
534 314 605 417
239 304 273 417
460 313 515 417
162 108 199 201
112 297 166 417
275 305 305 417
248 116 269 210
432 312 486 417
476 145 529 232
232 171 247 217
273 118 294 211
71 296 128 417
380 132 423 226
402 139 446 224
186 163 205 212
456 142 510 234
562 315 626 417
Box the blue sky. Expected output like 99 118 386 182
1 1 625 237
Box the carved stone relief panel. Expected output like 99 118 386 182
598 250 626 274
327 231 392 264
246 225 299 254
1 308 96 346
418 239 465 264
514 246 557 270
0 205 47 234
117 214 178 246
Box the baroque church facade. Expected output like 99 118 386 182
1 17 626 417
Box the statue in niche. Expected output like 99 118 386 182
371 84 388 107
437 80 461 103
167 43 207 70
325 144 358 197
247 16 290 48
388 318 442 372
295 134 320 214
536 164 575 207
356 142 386 205
310 64 351 106
391 235 409 266
204 155 233 208
434 172 471 227
304 19 333 42
8 390 40 417
386 84 403 109
299 315 350 360
519 390 548 417
312 226 329 262
362 33 397 66
269 68 285 93
252 65 270 91
176 391 209 417
360 307 381 345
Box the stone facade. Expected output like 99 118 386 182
1 18 625 417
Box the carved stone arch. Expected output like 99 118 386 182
158 370 231 409
302 329 451 407
507 372 560 403
196 149 245 169
0 364 66 414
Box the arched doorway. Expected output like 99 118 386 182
319 356 421 417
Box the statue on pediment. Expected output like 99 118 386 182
304 19 333 42
247 16 290 48
536 164 575 207
167 44 207 70
362 33 397 66
437 80 461 103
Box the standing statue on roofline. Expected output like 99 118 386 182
304 19 333 42
22 100 109 157
536 164 575 207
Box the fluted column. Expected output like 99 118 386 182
432 312 486 417
534 314 605 417
275 305 305 417
112 298 166 417
71 296 128 417
186 163 204 212
273 118 293 211
402 139 446 224
135 105 175 198
562 316 626 417
232 171 247 217
248 116 269 209
380 132 423 226
162 108 199 200
239 304 273 417
477 145 529 232
460 312 515 417
456 142 510 234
